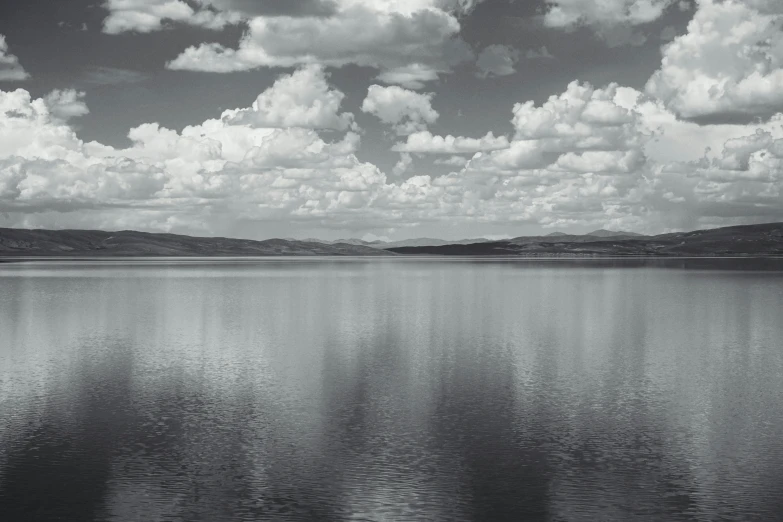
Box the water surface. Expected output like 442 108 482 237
1 258 782 521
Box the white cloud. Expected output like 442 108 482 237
476 45 519 78
393 131 510 154
3 57 783 236
165 2 473 87
225 65 354 130
438 0 486 16
392 153 413 176
0 35 29 81
434 155 469 167
544 0 676 47
101 0 241 34
375 64 440 90
0 84 385 226
510 81 642 153
361 85 438 136
646 0 783 122
43 90 90 121
544 0 676 27
648 127 783 229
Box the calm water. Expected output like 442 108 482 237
1 258 782 521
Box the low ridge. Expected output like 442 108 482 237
1 223 781 258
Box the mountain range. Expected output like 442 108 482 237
0 229 389 257
387 223 783 257
0 223 781 257
288 229 644 249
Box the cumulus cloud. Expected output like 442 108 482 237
225 65 354 130
392 153 413 176
476 45 520 78
3 62 782 236
361 85 438 135
544 0 676 47
0 35 29 81
438 0 486 16
101 0 242 34
375 64 440 90
165 1 474 87
43 90 90 121
544 0 676 27
646 0 783 122
434 155 469 167
648 127 783 229
510 81 642 151
0 84 382 227
393 131 510 154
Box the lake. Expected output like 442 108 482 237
1 258 782 521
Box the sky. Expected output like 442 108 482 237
1 0 783 240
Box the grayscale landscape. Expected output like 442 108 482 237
2 0 783 521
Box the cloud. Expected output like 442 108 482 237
476 45 520 78
361 85 438 135
433 155 469 167
392 153 413 176
0 35 30 82
393 131 510 154
101 0 242 34
0 84 383 226
375 64 440 90
648 126 783 229
2 63 782 236
43 90 90 121
544 0 676 27
225 65 354 130
646 0 783 122
543 0 676 46
510 81 641 151
165 1 474 87
437 0 486 16
0 80 653 234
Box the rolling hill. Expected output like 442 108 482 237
0 229 392 257
386 223 783 257
1 223 782 258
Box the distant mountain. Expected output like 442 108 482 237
546 232 568 237
510 234 637 244
3 223 782 258
386 222 783 257
0 229 392 257
587 229 645 238
381 238 491 249
296 237 493 248
329 238 376 246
